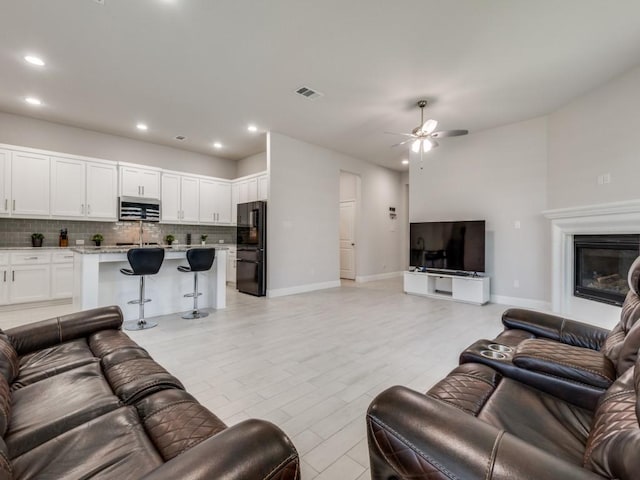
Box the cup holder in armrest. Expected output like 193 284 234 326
480 350 508 360
487 344 513 354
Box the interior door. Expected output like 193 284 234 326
340 201 356 279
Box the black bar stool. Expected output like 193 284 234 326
177 248 216 319
120 248 165 331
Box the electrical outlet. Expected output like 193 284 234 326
514 280 520 288
218 239 224 244
603 173 611 184
76 239 85 245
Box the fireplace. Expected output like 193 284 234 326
574 234 640 306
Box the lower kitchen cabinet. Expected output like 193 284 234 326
0 267 8 305
226 246 237 284
10 265 51 303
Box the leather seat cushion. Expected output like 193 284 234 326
11 407 163 480
493 328 536 347
6 362 121 458
12 338 95 390
477 378 592 465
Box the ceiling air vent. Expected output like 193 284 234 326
295 86 324 100
175 135 186 141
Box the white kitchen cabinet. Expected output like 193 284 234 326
231 182 240 224
0 150 10 216
51 158 117 221
11 151 50 216
258 174 268 201
0 253 8 305
120 165 161 198
10 265 51 303
51 157 86 217
51 263 74 298
238 181 248 204
199 179 231 224
161 173 180 223
247 177 258 202
181 176 200 223
86 162 117 220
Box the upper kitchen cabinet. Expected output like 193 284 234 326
161 172 200 224
51 157 117 221
119 163 161 198
199 179 231 225
257 173 268 201
11 151 50 217
0 150 10 216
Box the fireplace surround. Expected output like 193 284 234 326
544 200 640 326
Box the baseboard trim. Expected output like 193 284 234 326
491 294 551 311
267 280 342 298
355 271 403 283
0 298 72 313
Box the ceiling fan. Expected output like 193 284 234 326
388 100 468 153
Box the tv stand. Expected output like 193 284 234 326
404 270 490 305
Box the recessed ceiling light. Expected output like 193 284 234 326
401 159 409 165
25 97 42 106
24 55 45 67
213 142 222 149
247 125 258 133
136 123 148 131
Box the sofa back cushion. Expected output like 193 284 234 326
583 358 640 479
0 333 18 385
601 257 640 376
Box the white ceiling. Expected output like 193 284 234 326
1 1 640 171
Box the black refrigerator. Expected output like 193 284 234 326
236 201 266 296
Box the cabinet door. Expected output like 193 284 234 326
0 268 8 305
11 151 50 216
214 182 232 224
86 162 118 220
231 182 240 224
10 265 51 303
161 173 181 223
247 178 258 202
140 169 160 198
51 157 86 217
0 150 10 216
51 263 73 298
120 167 141 197
258 174 268 201
238 181 248 204
181 176 200 223
199 179 216 224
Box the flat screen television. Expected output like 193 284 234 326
410 220 486 273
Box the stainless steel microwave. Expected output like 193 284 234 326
118 197 161 222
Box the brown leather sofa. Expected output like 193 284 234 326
367 261 640 479
0 306 300 480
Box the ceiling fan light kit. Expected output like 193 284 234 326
389 100 468 158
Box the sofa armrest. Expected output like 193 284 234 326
367 386 603 480
6 306 123 355
502 308 609 350
140 419 299 480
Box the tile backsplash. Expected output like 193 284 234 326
0 218 236 247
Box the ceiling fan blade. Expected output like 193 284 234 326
391 138 415 147
385 131 416 138
421 119 438 134
431 129 469 138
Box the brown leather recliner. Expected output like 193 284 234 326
458 256 640 410
367 351 640 480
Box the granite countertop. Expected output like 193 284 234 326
0 246 76 251
71 244 231 254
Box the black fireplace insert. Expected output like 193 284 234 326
574 234 640 306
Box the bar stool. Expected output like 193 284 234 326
120 248 165 331
177 248 216 319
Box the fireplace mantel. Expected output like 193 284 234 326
543 200 640 327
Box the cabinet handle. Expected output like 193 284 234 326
25 256 38 260
12 271 14 282
64 255 74 258
3 271 5 282
12 200 15 211
81 204 84 214
4 199 6 211
142 186 144 196
87 204 91 215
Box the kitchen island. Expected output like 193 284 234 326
73 245 227 321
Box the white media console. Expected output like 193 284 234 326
403 270 490 305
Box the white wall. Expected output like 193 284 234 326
0 111 237 178
268 132 404 296
237 150 267 177
410 117 549 306
548 65 640 209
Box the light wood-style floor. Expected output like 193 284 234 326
0 278 508 479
